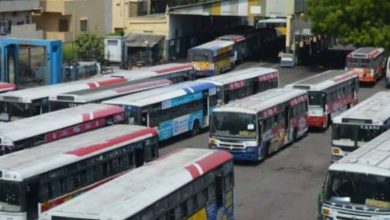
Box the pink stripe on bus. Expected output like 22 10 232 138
66 128 158 157
92 106 124 119
154 64 193 74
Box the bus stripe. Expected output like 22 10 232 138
185 164 201 178
97 78 127 87
154 64 193 74
196 151 233 174
66 128 157 157
82 113 90 121
92 106 124 119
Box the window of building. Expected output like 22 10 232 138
59 19 69 32
80 19 88 32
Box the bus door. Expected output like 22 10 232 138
203 90 209 126
25 178 39 219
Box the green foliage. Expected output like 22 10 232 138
306 0 390 49
74 32 104 62
108 31 124 36
62 43 77 61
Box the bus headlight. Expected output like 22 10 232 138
321 207 331 217
209 138 217 148
332 147 341 155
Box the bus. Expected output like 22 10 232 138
188 40 235 77
346 47 386 83
0 82 16 93
0 103 124 155
49 78 173 110
319 129 390 220
0 125 158 220
103 81 218 141
216 34 248 64
209 88 308 161
0 63 194 121
198 67 278 106
287 70 359 129
331 91 390 161
42 148 234 220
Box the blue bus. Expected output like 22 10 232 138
103 81 218 141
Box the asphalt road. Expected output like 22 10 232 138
159 62 385 220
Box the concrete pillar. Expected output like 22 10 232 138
285 14 293 53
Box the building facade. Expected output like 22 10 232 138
0 0 43 38
32 0 112 43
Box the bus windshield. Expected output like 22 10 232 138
308 91 324 106
189 51 211 62
325 171 390 210
0 180 23 212
210 112 257 138
347 58 372 68
332 124 384 144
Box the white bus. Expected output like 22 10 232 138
209 88 308 161
346 47 386 83
287 70 359 129
0 125 158 220
331 91 390 161
42 148 234 220
103 81 218 141
319 129 390 220
0 63 194 121
49 78 172 110
198 67 278 106
0 103 124 155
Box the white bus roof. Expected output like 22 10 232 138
189 40 234 51
107 63 193 84
197 67 278 86
213 88 307 115
286 70 357 91
103 81 215 108
333 91 390 125
45 148 233 220
49 79 172 103
348 47 384 59
0 82 16 93
0 125 156 181
0 103 123 145
330 129 390 177
0 75 133 104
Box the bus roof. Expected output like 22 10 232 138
189 40 234 52
213 88 307 114
0 103 123 144
45 148 233 220
50 79 172 103
103 81 215 107
0 76 133 104
333 91 390 125
348 47 384 59
329 129 390 177
197 67 278 86
287 70 357 91
110 63 193 79
216 34 246 43
0 82 16 93
0 125 156 181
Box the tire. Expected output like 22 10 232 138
190 120 200 136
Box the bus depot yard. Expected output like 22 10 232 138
0 35 388 220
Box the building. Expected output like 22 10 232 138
32 0 112 43
112 0 149 33
0 0 43 38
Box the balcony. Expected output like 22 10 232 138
45 31 73 42
0 0 40 13
40 0 74 15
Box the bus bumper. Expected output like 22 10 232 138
195 70 214 77
358 75 375 82
308 116 325 128
210 146 259 161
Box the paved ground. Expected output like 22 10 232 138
159 61 386 220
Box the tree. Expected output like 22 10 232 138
306 0 390 50
74 32 104 62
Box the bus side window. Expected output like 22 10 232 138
216 174 224 208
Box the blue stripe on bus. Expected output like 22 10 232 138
187 82 215 93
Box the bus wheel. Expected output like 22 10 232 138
190 120 200 136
